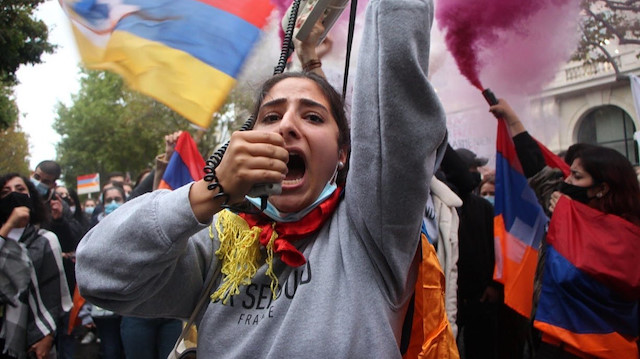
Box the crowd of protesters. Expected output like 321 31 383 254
3 0 640 357
0 159 184 359
4 139 638 359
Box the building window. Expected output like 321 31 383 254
577 105 638 164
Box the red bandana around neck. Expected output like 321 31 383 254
239 186 344 267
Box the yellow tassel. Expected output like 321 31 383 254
264 223 279 300
210 210 280 304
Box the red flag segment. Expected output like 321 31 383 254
547 197 640 299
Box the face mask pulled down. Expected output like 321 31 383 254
246 162 340 222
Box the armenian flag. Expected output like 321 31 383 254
492 119 549 318
77 173 100 195
534 196 640 358
158 132 206 190
59 0 275 129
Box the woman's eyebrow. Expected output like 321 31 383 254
259 98 328 112
259 98 287 109
300 98 331 113
299 98 329 112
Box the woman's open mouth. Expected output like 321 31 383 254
283 153 306 186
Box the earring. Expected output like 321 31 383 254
596 192 603 198
338 161 344 169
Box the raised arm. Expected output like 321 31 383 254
490 98 546 178
348 0 447 299
490 98 525 136
293 17 328 78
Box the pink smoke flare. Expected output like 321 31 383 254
436 0 577 91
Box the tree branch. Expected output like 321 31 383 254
590 41 623 78
586 7 640 45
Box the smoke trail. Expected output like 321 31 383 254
482 1 581 95
435 0 578 90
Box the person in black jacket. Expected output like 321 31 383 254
42 190 86 359
439 144 503 359
490 98 640 359
1 173 70 359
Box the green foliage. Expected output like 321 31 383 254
54 70 189 187
574 0 640 74
0 0 54 132
53 67 259 189
0 81 18 130
0 120 30 175
196 84 256 158
0 0 55 83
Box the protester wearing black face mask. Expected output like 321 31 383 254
438 144 504 359
0 173 71 359
456 148 488 192
0 192 33 224
556 181 594 205
490 99 640 359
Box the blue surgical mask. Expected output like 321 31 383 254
483 195 495 206
246 161 341 222
246 181 338 223
30 177 50 197
104 201 121 215
84 206 95 215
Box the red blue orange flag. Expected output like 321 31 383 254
492 119 549 318
77 173 100 195
158 132 206 190
534 197 640 358
534 137 570 177
59 0 275 129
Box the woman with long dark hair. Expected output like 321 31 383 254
491 99 640 359
0 173 71 359
75 0 450 357
556 145 640 225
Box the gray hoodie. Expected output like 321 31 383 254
76 0 447 357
